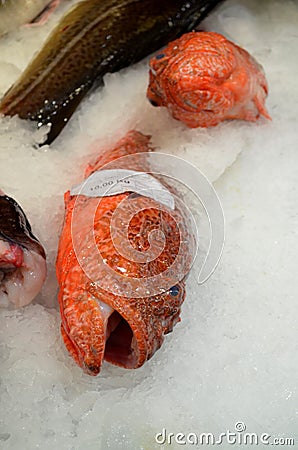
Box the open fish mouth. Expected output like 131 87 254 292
61 307 140 376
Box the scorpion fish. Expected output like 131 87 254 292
0 0 61 36
0 192 46 308
56 130 193 375
147 31 271 128
0 0 224 144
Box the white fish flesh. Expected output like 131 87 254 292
0 192 47 308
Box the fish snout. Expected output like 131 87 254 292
60 319 105 376
83 362 101 377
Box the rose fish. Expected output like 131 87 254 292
0 192 46 308
0 0 224 144
147 31 271 127
56 130 193 375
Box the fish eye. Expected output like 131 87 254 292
155 53 165 60
169 285 180 296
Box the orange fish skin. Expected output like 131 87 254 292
56 131 189 375
147 31 271 128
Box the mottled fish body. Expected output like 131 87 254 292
0 0 224 144
56 131 192 375
0 193 46 308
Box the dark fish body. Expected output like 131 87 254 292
0 0 224 144
0 193 46 308
0 195 45 258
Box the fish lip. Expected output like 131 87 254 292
83 362 101 376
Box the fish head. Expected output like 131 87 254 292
147 32 237 126
60 277 187 376
148 31 271 127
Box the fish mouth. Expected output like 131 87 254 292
61 308 140 376
104 311 138 369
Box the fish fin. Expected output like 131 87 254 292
254 94 271 120
42 81 92 145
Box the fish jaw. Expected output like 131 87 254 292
59 276 184 375
57 250 127 376
88 287 149 371
58 276 148 375
147 31 271 128
59 283 107 376
101 286 186 369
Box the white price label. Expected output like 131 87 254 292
70 169 175 210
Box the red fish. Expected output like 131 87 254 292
56 131 192 376
147 31 271 128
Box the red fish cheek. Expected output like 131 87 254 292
61 323 84 369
